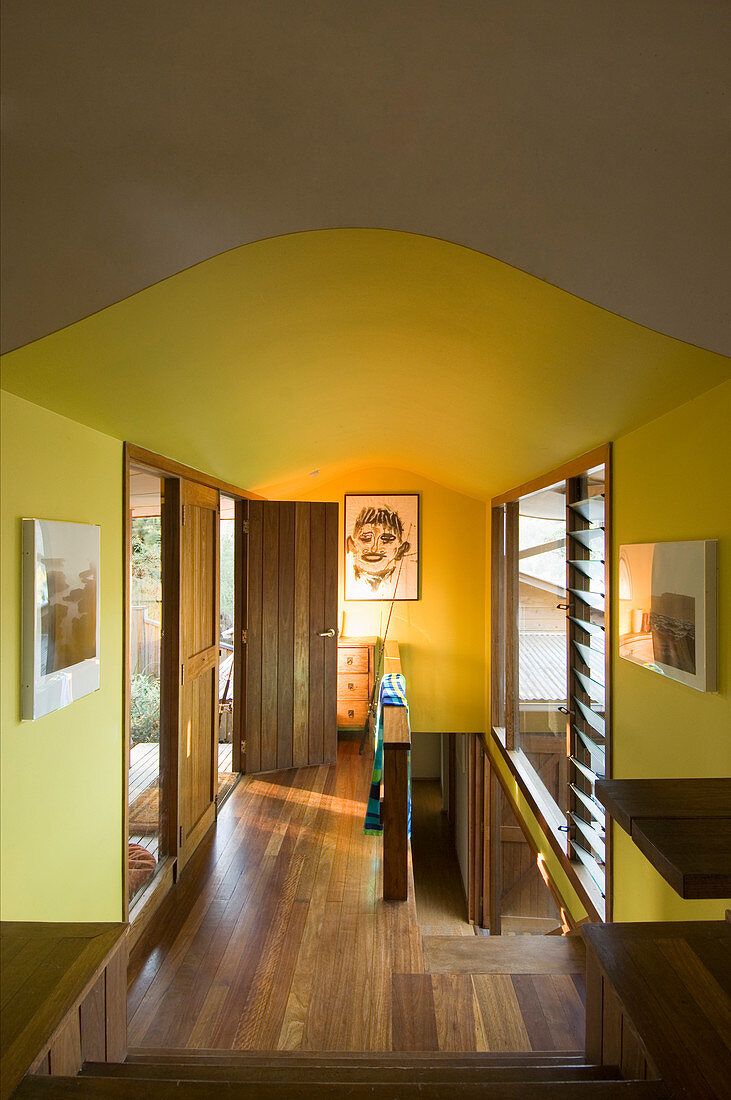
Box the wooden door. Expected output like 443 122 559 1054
177 479 219 870
246 500 338 772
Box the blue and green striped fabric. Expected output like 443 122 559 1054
363 673 411 837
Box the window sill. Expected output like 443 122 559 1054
486 728 605 923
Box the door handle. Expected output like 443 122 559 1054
318 628 336 638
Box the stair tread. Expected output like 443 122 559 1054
423 935 586 974
14 1075 671 1098
126 1048 589 1065
81 1060 620 1082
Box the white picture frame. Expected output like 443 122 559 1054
22 518 101 719
618 539 717 692
344 493 419 601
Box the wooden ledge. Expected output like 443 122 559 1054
1 921 127 1100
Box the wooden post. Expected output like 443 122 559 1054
381 641 411 902
383 731 409 901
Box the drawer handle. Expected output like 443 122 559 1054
348 709 354 718
348 682 354 690
346 657 353 665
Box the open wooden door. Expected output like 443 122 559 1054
245 500 338 772
177 479 219 871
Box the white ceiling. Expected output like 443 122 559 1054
1 0 729 355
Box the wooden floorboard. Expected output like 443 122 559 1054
128 740 586 1052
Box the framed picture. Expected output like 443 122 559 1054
618 540 717 692
22 518 101 719
344 493 419 601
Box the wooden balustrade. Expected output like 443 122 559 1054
382 641 411 901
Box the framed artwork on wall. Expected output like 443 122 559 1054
618 539 717 692
344 493 419 601
22 518 101 719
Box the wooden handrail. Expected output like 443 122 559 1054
382 641 410 901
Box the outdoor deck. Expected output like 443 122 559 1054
129 742 234 805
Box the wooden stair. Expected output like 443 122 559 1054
12 1052 670 1098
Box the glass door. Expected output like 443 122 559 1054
128 467 168 905
217 494 237 803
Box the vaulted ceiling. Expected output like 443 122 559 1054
2 0 729 355
3 231 727 500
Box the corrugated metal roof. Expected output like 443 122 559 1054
519 632 566 702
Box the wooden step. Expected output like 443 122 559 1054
423 935 586 975
13 1075 671 1099
81 1060 621 1083
126 1048 590 1066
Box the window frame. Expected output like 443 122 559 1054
490 444 612 922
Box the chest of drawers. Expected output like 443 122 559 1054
337 636 378 730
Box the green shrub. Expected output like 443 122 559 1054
131 673 160 744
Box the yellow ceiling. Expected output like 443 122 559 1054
1 230 728 499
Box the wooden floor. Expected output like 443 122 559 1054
128 740 585 1053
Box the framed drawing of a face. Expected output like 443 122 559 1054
344 494 419 601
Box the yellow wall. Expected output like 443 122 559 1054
611 378 731 921
0 392 124 920
288 467 486 778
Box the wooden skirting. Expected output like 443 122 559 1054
0 922 127 1100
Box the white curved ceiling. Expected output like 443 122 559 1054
1 0 729 355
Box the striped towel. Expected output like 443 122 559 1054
363 673 411 837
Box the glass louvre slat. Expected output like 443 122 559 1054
570 783 606 825
570 754 599 785
569 527 605 554
568 615 605 641
569 812 606 862
569 587 605 613
573 725 606 771
569 495 605 524
570 839 606 893
573 668 605 707
568 559 605 586
572 640 605 682
573 696 605 736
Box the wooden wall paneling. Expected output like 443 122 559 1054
584 945 603 1063
308 503 325 765
48 1011 82 1077
470 737 484 925
323 503 339 763
232 499 247 774
261 503 279 772
448 733 456 828
277 502 295 770
79 975 105 1063
467 734 476 921
504 501 519 749
293 503 311 768
245 500 263 774
104 938 128 1063
488 765 502 933
481 750 490 929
